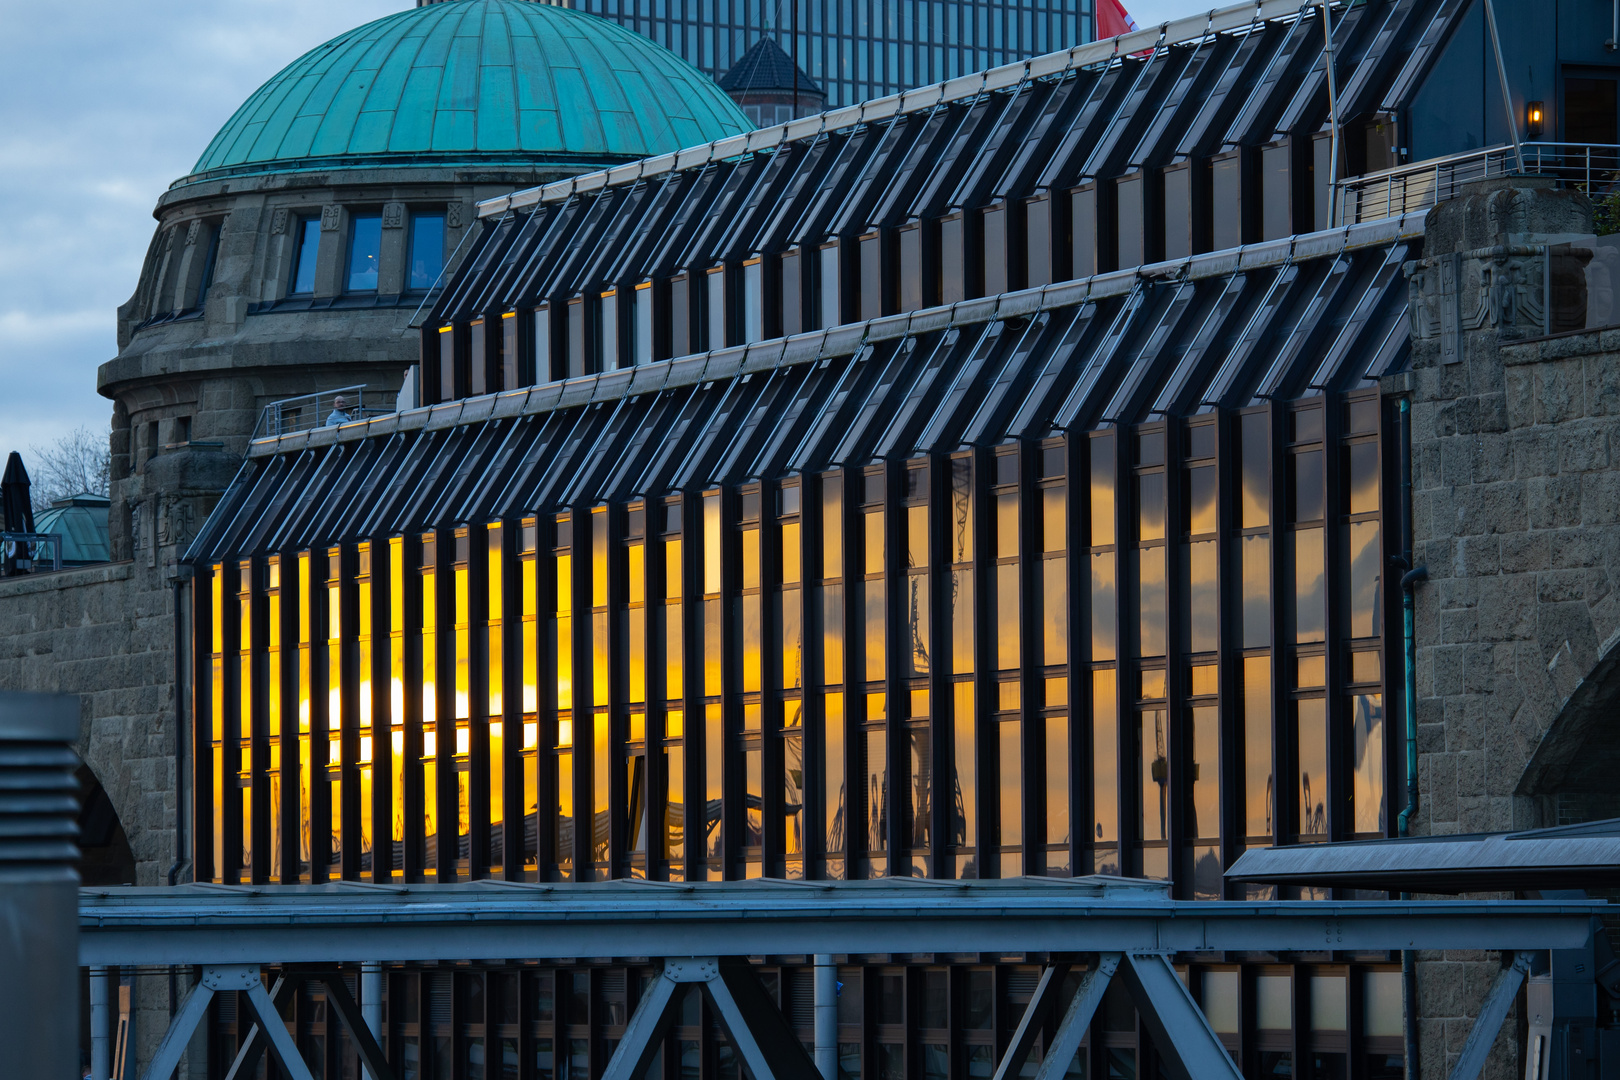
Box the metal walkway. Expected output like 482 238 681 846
80 878 1605 1080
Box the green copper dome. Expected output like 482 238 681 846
185 0 750 182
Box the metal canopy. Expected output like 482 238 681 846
80 878 1605 967
1225 818 1620 893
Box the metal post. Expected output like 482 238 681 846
1321 1 1341 226
813 954 837 1080
361 961 383 1080
91 967 111 1080
0 692 80 1080
1481 0 1525 174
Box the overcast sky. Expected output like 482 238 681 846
0 0 1207 472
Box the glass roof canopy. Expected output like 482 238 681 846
190 224 1410 561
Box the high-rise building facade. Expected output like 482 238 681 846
558 0 1095 108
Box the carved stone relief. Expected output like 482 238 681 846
383 202 405 229
321 204 342 232
270 208 289 235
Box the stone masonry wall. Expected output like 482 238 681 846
0 558 189 1073
1401 175 1620 1078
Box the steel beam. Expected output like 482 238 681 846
993 963 1071 1080
1117 953 1243 1080
222 974 300 1080
706 958 822 1080
362 961 384 1080
79 884 1605 966
1447 951 1535 1080
600 962 684 1080
1033 954 1120 1080
138 972 214 1080
320 969 400 1080
601 958 820 1080
240 969 318 1080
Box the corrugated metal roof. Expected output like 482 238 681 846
1226 818 1620 893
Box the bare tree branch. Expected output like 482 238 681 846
26 427 111 513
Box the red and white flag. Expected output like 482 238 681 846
1097 0 1140 38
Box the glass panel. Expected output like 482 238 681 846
1297 698 1327 837
1137 547 1165 657
1256 974 1292 1029
347 214 382 292
1139 710 1168 842
1241 412 1270 529
705 705 723 861
1187 706 1217 841
999 719 1021 848
745 748 762 846
291 217 320 295
1046 715 1069 849
1294 527 1325 644
1043 487 1065 552
866 726 888 855
1353 693 1385 834
1363 971 1404 1036
906 574 930 678
1346 520 1381 639
664 743 683 864
1092 669 1118 855
908 727 931 852
1201 971 1239 1033
1090 552 1116 661
1244 657 1274 838
1292 449 1325 522
1185 540 1217 654
1186 465 1216 535
409 214 445 290
1311 975 1347 1030
952 682 976 853
1090 436 1116 546
823 478 844 577
821 584 844 685
1136 473 1165 541
1347 441 1379 515
1241 534 1271 649
996 563 1019 672
1043 558 1067 667
826 693 846 864
951 571 974 674
950 459 972 562
785 731 804 855
865 579 886 682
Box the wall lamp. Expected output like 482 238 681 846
1527 101 1545 137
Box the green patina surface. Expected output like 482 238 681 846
189 0 749 179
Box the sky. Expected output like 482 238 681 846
0 0 1208 472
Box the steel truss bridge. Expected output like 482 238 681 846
80 877 1604 1080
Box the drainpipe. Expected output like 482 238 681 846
1395 396 1426 1080
167 567 194 1025
813 955 837 1080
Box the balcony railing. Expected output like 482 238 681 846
1338 143 1620 226
1 532 63 576
253 386 393 441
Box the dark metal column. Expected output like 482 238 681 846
0 691 80 1077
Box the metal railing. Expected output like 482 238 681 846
253 385 393 441
1338 142 1620 226
1 532 63 575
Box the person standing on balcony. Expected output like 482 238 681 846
325 395 353 427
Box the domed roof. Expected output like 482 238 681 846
185 0 750 183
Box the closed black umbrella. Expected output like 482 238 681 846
0 452 33 535
1 452 35 574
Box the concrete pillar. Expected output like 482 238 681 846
90 967 111 1080
813 954 837 1080
362 961 383 1080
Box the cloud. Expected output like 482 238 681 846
0 0 398 466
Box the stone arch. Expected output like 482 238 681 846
77 762 136 887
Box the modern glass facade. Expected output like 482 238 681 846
560 0 1094 108
180 2 1458 1074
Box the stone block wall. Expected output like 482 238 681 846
1401 175 1620 1078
